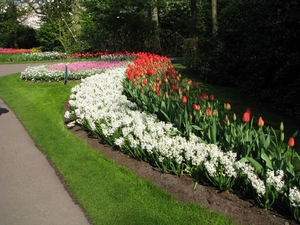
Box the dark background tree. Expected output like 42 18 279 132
1 0 299 122
0 0 37 48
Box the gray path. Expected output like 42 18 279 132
0 63 90 225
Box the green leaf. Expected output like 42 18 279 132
240 157 263 174
191 125 202 131
264 133 270 149
159 108 170 122
261 152 273 170
292 130 299 138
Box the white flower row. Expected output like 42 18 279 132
64 66 300 208
22 51 67 60
20 64 103 82
289 186 300 208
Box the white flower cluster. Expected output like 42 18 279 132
289 186 300 208
20 64 104 81
266 170 285 192
235 161 266 196
22 52 67 60
204 150 237 178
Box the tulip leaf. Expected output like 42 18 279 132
240 157 263 174
191 125 202 131
264 134 270 149
158 109 170 122
292 130 298 138
261 152 273 170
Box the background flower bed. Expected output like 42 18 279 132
0 49 137 63
20 61 126 82
63 53 300 223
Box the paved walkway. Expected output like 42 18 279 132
0 63 90 225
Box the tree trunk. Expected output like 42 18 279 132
211 0 218 35
151 0 161 53
190 0 198 38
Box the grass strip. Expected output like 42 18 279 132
0 74 236 225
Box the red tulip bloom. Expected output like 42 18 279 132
205 108 211 116
288 137 295 147
209 94 215 101
194 82 199 89
242 111 250 122
225 103 231 110
193 104 200 111
142 78 147 85
182 96 188 103
258 117 264 127
246 108 251 116
201 92 208 100
172 85 179 91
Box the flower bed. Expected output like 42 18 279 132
0 47 33 54
63 53 300 222
20 61 126 82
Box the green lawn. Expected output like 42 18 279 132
0 73 237 225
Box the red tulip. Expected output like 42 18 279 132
193 104 200 111
225 103 231 110
205 108 211 116
201 92 208 100
288 137 295 147
209 94 215 101
142 78 147 85
258 117 264 127
246 108 251 116
242 111 250 122
182 96 188 103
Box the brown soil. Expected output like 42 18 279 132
64 104 298 225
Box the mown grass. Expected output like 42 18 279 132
0 73 236 225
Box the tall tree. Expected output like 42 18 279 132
190 0 198 38
0 0 28 48
211 0 218 34
151 0 161 53
24 0 82 53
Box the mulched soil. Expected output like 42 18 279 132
64 103 299 225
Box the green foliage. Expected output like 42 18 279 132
0 1 30 48
36 22 63 52
80 0 156 53
159 0 191 55
186 0 300 123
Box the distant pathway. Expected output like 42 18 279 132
0 63 91 225
0 62 54 77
